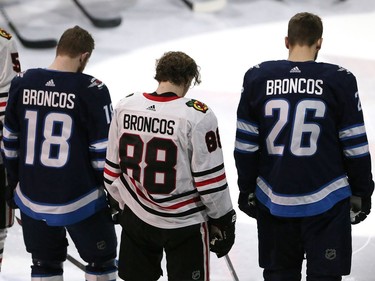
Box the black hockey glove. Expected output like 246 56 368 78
350 195 371 225
238 192 257 219
5 182 18 209
107 194 121 224
209 209 236 258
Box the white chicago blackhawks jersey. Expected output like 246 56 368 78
1 28 20 166
104 92 233 229
0 28 20 94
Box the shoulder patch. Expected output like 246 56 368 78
17 70 26 78
0 28 12 40
88 78 105 89
186 99 208 113
337 66 351 75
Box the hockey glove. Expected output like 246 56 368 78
238 192 257 219
5 183 18 209
350 195 371 225
209 209 236 258
107 194 121 224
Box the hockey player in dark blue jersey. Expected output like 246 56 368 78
234 12 374 281
2 26 117 280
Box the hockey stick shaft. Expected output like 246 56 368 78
224 254 239 281
0 7 57 49
72 0 122 28
66 254 86 271
181 0 227 12
182 0 194 9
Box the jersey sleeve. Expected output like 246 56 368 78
103 102 125 208
336 71 374 197
0 30 20 94
2 75 22 184
191 109 233 220
82 78 113 185
234 68 260 200
0 31 20 162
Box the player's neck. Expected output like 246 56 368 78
156 81 187 97
288 44 320 62
287 45 318 62
48 56 81 73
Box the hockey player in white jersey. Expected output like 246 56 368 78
104 51 236 280
0 27 19 271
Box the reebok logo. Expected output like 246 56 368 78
146 105 156 111
290 66 301 73
45 79 55 87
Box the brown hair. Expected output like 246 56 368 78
56 26 95 58
154 51 201 87
287 12 323 47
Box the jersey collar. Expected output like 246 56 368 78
143 92 180 102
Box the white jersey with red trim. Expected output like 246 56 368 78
104 92 233 229
0 28 20 94
0 28 20 165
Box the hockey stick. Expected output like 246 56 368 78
72 0 122 28
66 254 86 271
15 216 86 271
0 6 57 49
181 0 227 12
224 254 239 281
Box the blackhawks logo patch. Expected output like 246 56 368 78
186 99 208 113
0 28 12 40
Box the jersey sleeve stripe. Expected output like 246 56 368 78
89 139 108 150
195 173 226 188
91 160 105 170
237 119 259 135
2 148 18 159
104 167 121 178
235 139 259 153
339 124 366 139
3 126 18 140
198 183 228 196
343 143 369 158
105 159 120 169
191 163 224 177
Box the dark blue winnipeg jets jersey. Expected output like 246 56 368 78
3 68 113 226
234 60 374 217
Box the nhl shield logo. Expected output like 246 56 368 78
325 249 337 260
97 240 107 250
192 270 201 280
